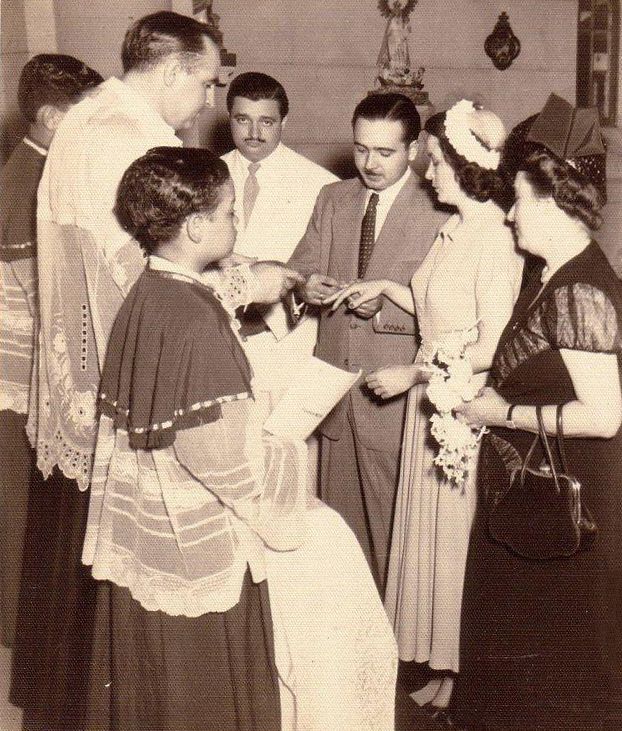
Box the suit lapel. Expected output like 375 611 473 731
330 181 367 282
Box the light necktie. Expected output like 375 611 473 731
358 192 379 278
243 162 260 227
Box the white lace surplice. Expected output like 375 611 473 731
31 79 181 486
0 257 37 414
32 78 257 487
83 397 308 615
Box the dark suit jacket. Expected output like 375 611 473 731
288 172 446 451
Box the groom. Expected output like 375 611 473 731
288 93 445 592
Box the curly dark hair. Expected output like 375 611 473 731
518 148 604 230
115 147 231 255
17 54 102 124
424 111 511 207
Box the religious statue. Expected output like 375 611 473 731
192 0 236 70
375 0 428 103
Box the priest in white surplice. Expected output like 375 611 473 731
222 73 337 490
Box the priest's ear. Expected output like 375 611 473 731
37 104 66 132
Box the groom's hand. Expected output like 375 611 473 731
352 297 383 319
300 274 342 306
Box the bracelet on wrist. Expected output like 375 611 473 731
505 404 517 430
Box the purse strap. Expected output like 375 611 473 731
519 405 562 492
555 404 571 474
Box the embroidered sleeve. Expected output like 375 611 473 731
201 263 255 313
544 283 622 353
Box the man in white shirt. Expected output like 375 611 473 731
222 72 338 491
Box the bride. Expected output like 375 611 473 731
327 100 524 721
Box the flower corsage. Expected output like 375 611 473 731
424 326 486 486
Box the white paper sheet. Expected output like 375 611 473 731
263 356 361 440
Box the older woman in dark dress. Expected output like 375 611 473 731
452 95 622 730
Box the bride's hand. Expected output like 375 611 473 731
365 364 422 400
324 279 388 312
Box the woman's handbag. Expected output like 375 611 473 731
488 405 598 560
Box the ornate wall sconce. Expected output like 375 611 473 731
485 12 521 70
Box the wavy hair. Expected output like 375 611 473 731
518 148 604 230
115 147 230 254
18 54 102 123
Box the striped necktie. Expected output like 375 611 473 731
243 162 260 227
358 192 379 278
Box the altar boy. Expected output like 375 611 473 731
81 146 307 731
0 53 102 649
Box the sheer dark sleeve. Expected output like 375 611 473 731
543 283 622 353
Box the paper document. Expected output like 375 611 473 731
261 301 295 342
263 356 361 440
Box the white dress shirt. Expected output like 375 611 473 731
364 167 412 240
222 143 338 398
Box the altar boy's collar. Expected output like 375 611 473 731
148 255 205 285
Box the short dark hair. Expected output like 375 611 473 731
352 93 421 145
226 72 289 118
115 147 231 254
518 148 604 230
121 11 220 73
17 54 102 124
424 111 511 206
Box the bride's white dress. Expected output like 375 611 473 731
384 212 523 672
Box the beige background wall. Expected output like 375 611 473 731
8 0 579 172
196 0 579 175
53 0 167 78
2 0 619 269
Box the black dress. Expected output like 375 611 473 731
453 242 622 730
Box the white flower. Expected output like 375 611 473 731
426 377 462 412
424 325 484 486
444 100 501 170
459 381 479 402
